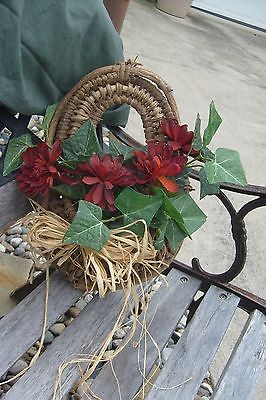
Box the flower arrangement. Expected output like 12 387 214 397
3 101 247 292
1 62 249 398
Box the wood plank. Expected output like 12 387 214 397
146 286 240 400
0 272 81 377
82 269 201 399
212 309 266 400
4 290 125 400
0 181 31 230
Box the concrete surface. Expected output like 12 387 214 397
121 1 266 397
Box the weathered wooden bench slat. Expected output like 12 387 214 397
146 286 240 400
0 181 30 230
0 272 81 377
4 290 125 400
212 309 266 400
84 269 201 400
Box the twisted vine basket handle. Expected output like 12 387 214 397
48 60 180 145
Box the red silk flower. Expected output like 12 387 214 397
17 140 62 197
78 154 136 211
160 119 198 155
133 142 187 193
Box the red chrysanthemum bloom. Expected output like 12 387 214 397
17 140 62 197
77 154 136 211
132 142 187 193
160 119 199 156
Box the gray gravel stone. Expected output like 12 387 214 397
112 339 122 349
7 226 23 235
49 323 66 336
200 382 213 395
64 317 74 327
9 359 28 375
27 347 37 357
69 307 80 318
113 328 126 339
2 383 11 392
21 226 29 235
152 281 162 291
0 233 6 243
75 299 87 310
24 251 33 259
44 330 55 344
2 241 15 252
19 242 30 250
14 246 26 257
84 293 93 303
162 347 173 364
10 237 23 248
21 234 28 242
0 243 6 253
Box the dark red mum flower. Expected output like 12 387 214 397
16 140 62 197
77 154 136 211
133 142 187 193
160 119 199 155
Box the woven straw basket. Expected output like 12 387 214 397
46 60 181 291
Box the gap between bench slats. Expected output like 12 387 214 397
4 290 125 400
0 181 31 230
81 269 201 400
0 272 82 377
212 309 266 400
146 285 240 400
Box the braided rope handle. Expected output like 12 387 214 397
48 60 180 145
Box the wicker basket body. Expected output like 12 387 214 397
47 60 180 291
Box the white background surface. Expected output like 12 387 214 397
192 0 266 29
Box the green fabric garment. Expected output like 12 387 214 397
0 0 129 126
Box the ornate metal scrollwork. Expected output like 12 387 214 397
189 172 266 283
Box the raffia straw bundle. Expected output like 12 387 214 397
19 204 171 398
23 205 168 298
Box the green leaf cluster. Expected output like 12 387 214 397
63 200 110 251
153 192 207 251
114 187 207 252
61 120 102 168
191 101 247 198
3 133 34 176
109 136 133 161
115 188 163 236
41 103 58 136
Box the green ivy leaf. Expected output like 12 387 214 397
163 195 190 236
115 188 163 236
165 219 186 252
109 137 133 161
3 133 34 176
170 193 207 235
199 168 220 199
203 101 222 146
63 200 110 251
193 113 203 150
200 147 215 161
53 184 86 201
204 148 247 186
174 167 190 188
41 103 57 135
153 210 169 250
62 120 102 166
